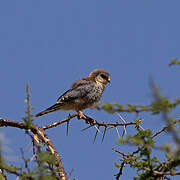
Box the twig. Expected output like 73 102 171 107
42 113 77 130
151 126 168 138
92 120 136 127
116 162 125 180
112 148 127 157
151 82 180 144
0 164 22 177
20 148 31 173
143 167 180 176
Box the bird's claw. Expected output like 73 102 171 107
86 117 96 125
77 111 87 119
77 111 96 125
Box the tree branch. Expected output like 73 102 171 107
0 118 67 180
143 167 180 176
42 113 137 131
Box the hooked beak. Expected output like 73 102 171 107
108 78 111 83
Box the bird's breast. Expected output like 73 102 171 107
86 82 105 103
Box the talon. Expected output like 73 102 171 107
77 111 87 119
89 118 96 125
85 116 96 125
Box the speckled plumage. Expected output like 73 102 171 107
34 69 110 118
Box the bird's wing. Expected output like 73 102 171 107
56 78 93 104
34 79 95 117
34 84 90 117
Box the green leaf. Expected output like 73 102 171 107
114 162 122 169
37 151 56 165
117 137 129 144
169 58 180 66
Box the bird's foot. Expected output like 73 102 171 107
77 111 87 119
85 116 96 125
77 111 96 125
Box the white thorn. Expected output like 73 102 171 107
116 112 127 136
94 125 100 132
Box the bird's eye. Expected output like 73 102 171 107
100 74 107 79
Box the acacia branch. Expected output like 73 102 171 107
42 113 137 131
42 113 77 130
143 167 180 176
151 126 168 138
0 118 67 180
0 164 22 177
0 113 137 179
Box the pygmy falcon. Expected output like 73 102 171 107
34 69 111 119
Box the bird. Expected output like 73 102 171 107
34 69 111 119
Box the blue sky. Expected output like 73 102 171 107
0 1 180 179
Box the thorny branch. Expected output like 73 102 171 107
115 162 125 180
42 113 138 143
0 118 67 180
20 148 31 173
143 167 180 176
112 117 180 180
113 147 180 178
0 112 137 179
0 164 22 177
151 82 180 145
42 113 137 130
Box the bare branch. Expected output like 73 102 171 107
42 113 137 131
42 113 77 130
115 162 125 180
151 126 168 138
112 148 127 157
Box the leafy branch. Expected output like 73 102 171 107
112 83 180 180
169 58 180 66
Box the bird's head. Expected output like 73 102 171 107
89 69 111 85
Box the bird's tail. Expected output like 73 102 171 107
34 103 62 117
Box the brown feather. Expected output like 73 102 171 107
34 103 62 117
